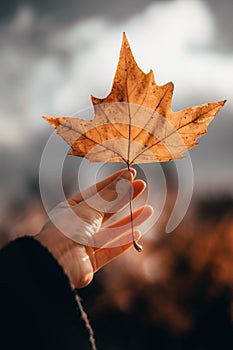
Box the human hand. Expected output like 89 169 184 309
36 169 153 289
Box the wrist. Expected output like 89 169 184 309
35 227 71 276
35 227 93 289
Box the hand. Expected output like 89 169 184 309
36 169 153 289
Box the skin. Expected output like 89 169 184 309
36 168 153 289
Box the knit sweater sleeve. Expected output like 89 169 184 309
0 236 83 350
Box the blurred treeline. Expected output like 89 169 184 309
0 177 233 349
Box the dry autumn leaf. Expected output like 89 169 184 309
44 33 225 166
44 33 226 251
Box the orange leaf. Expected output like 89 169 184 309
44 33 226 166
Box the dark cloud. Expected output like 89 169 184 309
0 0 155 24
1 0 233 53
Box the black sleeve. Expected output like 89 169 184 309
0 236 83 350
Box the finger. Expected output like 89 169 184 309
80 170 134 215
93 231 141 272
68 168 136 205
49 171 140 247
94 205 153 247
102 179 147 223
104 205 153 230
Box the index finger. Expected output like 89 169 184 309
68 168 136 205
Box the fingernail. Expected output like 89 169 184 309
129 167 137 178
120 170 132 180
108 171 132 191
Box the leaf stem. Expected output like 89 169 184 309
127 163 143 252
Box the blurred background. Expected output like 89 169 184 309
0 0 233 348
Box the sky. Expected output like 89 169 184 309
0 0 233 211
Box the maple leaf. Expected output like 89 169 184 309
44 33 225 166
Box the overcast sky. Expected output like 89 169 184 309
0 0 233 210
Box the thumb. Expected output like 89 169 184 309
46 171 133 247
82 170 133 214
